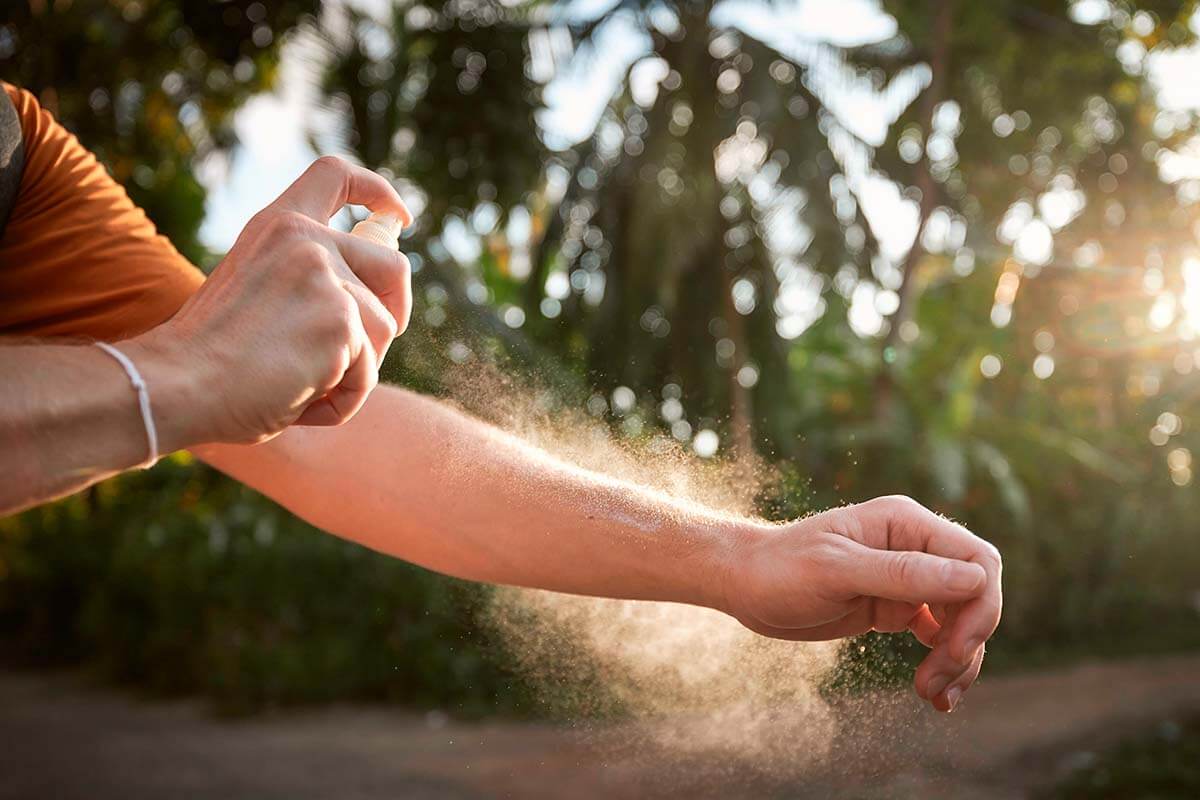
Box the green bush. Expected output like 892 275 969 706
1045 716 1200 799
0 454 526 716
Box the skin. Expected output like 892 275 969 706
0 156 412 509
0 156 1002 713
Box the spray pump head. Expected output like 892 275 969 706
350 212 404 249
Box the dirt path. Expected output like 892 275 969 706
2 654 1198 799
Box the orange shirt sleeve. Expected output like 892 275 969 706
0 83 205 341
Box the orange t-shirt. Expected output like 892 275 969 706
0 83 205 340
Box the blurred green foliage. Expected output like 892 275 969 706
2 0 1200 714
0 0 319 262
1045 715 1200 799
0 455 525 716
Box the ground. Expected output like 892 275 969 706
2 653 1199 799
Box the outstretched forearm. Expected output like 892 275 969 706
0 336 200 514
196 384 1004 713
194 385 746 610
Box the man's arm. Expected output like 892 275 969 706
0 337 202 512
1 157 412 516
196 384 1003 713
196 386 738 610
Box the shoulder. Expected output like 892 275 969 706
0 82 205 340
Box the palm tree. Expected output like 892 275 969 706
310 0 1198 492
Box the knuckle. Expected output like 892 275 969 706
879 494 921 512
313 292 356 344
978 542 1002 572
244 209 274 237
817 505 864 539
294 240 331 269
382 310 399 339
374 251 410 295
803 536 846 571
391 251 412 287
285 242 333 285
319 355 348 388
886 551 924 587
863 495 925 532
331 296 359 339
252 209 313 244
394 305 411 336
394 250 412 276
312 154 349 177
273 209 314 238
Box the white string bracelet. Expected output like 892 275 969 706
94 341 159 469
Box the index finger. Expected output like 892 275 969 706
320 230 413 329
274 156 413 227
856 495 1003 664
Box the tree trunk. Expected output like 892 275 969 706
722 264 755 456
874 0 953 421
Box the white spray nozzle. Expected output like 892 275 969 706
350 212 404 249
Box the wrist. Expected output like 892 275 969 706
121 325 214 455
706 517 773 616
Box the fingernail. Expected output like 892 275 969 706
944 562 984 593
959 638 982 664
946 686 962 712
927 674 951 699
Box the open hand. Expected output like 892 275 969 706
724 495 1002 712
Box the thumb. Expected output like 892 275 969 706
836 539 987 605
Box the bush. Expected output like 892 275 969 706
0 454 526 716
1045 716 1200 799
